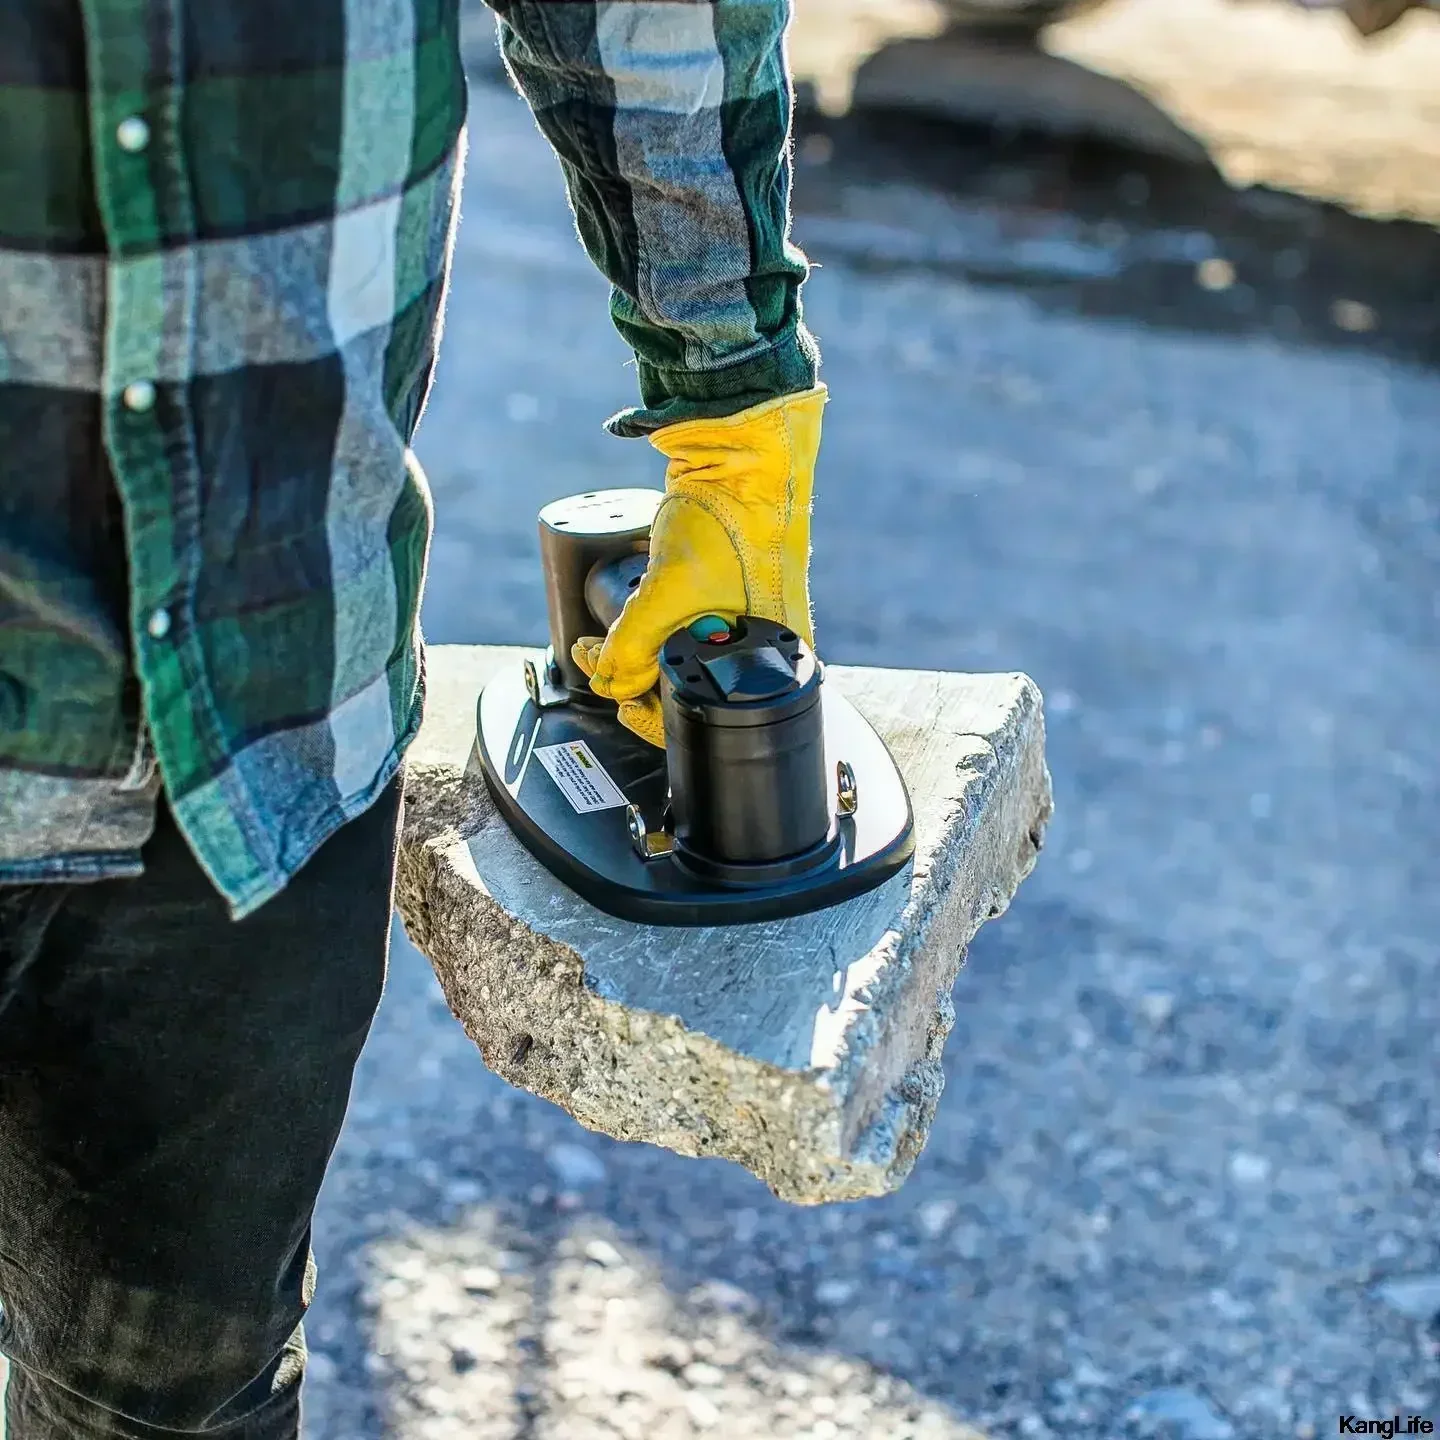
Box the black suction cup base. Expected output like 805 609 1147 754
670 827 842 888
475 655 915 927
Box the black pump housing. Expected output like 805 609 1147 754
660 617 839 884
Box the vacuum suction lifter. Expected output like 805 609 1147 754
474 490 915 926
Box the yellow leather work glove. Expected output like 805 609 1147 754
572 383 827 748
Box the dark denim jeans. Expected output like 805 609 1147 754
0 776 404 1437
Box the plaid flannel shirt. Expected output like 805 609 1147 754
0 0 819 918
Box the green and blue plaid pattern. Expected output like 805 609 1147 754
0 0 818 917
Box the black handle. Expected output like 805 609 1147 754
583 552 650 631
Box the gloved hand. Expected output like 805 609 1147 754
572 384 827 747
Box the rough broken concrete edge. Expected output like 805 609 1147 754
394 815 863 1203
394 679 1051 1205
828 676 1053 1188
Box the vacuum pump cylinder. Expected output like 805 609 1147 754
659 618 836 879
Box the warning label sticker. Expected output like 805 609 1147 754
534 740 628 814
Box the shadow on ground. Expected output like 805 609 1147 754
790 99 1440 375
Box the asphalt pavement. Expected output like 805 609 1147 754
300 27 1440 1440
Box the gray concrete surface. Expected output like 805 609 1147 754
299 43 1440 1440
395 648 1049 1204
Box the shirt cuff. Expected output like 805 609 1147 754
604 323 822 438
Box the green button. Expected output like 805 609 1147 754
688 615 730 643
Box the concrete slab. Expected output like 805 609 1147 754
395 645 1051 1204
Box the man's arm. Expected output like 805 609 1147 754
488 0 820 435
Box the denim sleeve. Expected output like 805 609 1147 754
488 0 821 435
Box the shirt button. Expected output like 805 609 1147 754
122 380 156 413
116 116 150 153
146 608 172 641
